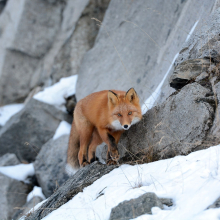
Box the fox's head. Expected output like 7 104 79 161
108 88 142 131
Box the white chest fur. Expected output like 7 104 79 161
111 120 123 130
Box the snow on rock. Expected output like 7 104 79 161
34 75 78 110
185 20 199 42
141 53 179 114
27 186 46 203
0 163 35 182
0 103 24 126
41 145 220 220
53 121 71 140
141 20 200 115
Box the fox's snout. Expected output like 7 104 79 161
122 124 130 130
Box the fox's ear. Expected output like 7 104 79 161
125 88 139 104
108 90 118 107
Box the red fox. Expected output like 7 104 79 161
66 88 142 174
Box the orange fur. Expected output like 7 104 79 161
67 88 142 173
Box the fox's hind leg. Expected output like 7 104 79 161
88 128 103 163
74 113 94 167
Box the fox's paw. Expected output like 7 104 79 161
110 150 119 161
81 161 90 167
106 149 119 165
107 159 118 165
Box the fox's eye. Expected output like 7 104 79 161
118 113 122 117
128 111 132 115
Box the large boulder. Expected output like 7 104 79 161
0 50 40 104
170 7 220 90
0 153 20 166
76 0 215 103
0 0 64 104
32 0 90 88
0 173 32 220
25 162 117 220
49 0 110 84
0 99 72 162
114 83 215 162
34 135 70 198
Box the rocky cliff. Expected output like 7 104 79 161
0 0 220 219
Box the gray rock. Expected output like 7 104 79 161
160 198 173 207
0 0 6 14
0 49 39 104
34 135 70 198
76 0 215 104
0 153 20 166
13 196 43 220
170 7 220 90
0 99 72 162
115 83 214 162
0 173 32 220
50 0 110 84
210 81 220 139
0 0 64 104
11 0 63 58
25 162 117 220
109 192 163 220
170 58 211 90
32 0 90 87
207 197 220 209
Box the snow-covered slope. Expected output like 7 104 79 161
34 145 220 220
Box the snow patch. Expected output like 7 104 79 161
34 75 78 111
42 145 220 220
0 103 24 126
0 163 35 182
53 121 71 140
27 186 46 202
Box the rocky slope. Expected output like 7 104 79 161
0 0 220 219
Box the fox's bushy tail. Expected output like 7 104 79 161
66 120 80 175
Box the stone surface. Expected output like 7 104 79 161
76 0 215 104
32 0 90 89
159 198 173 207
0 49 39 104
50 0 110 84
210 81 220 138
170 7 220 90
0 0 64 104
25 162 117 220
0 153 20 166
0 99 72 162
34 135 70 198
207 197 220 209
0 173 32 220
13 196 43 220
115 83 215 163
109 192 163 220
170 58 211 90
12 0 63 58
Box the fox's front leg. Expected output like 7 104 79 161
98 128 122 165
